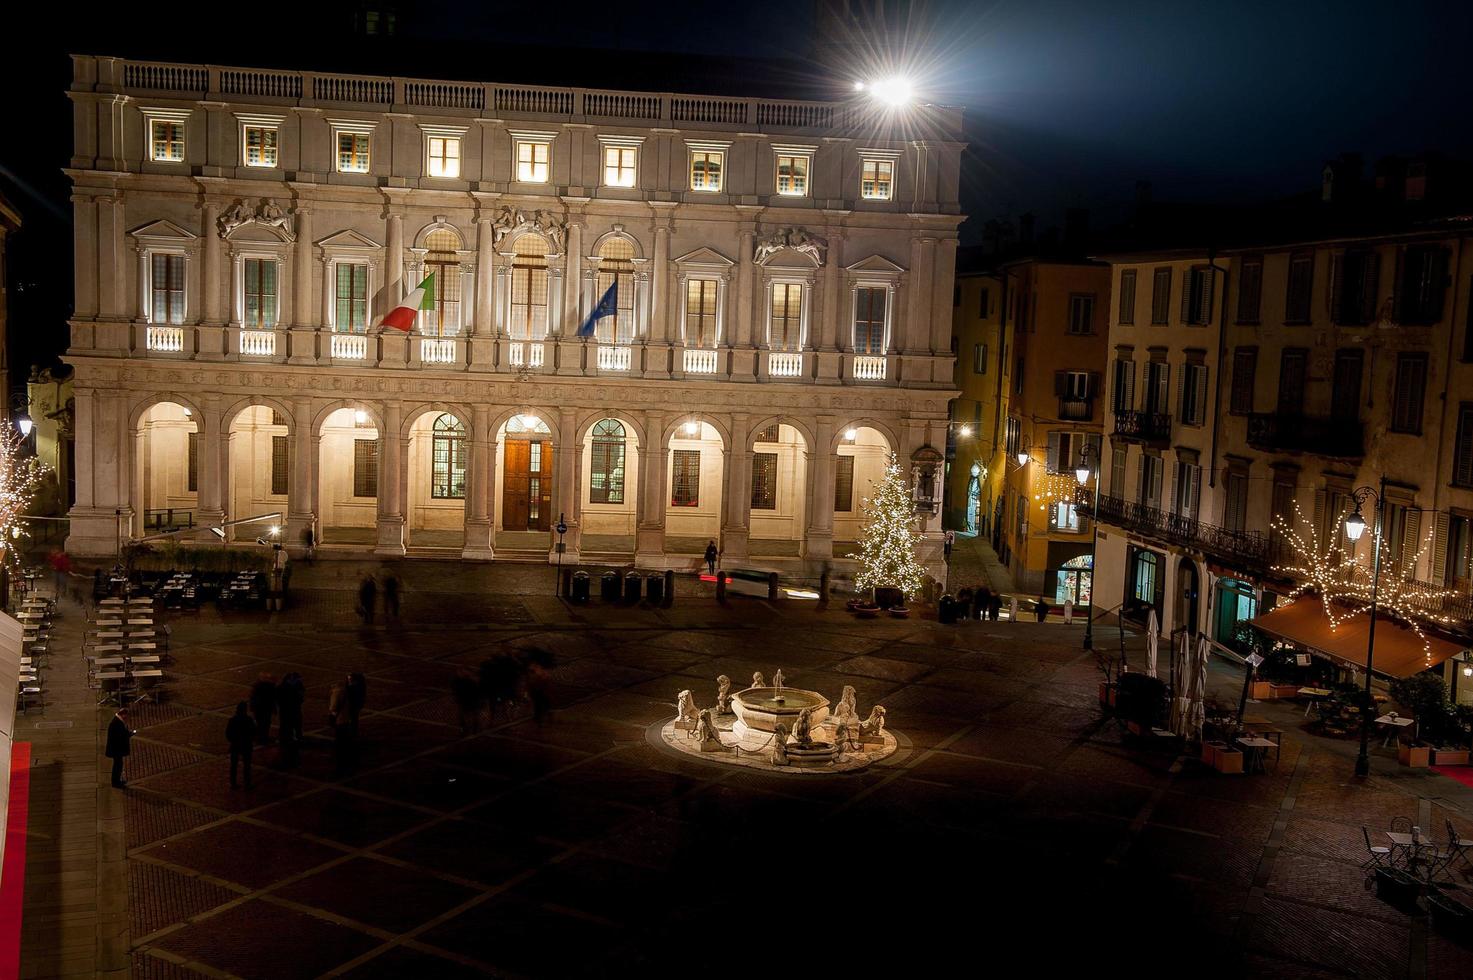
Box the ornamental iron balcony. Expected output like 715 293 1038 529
1058 397 1093 422
1406 580 1473 627
1245 413 1364 459
1112 409 1172 446
1094 493 1272 572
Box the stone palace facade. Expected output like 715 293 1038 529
64 56 965 571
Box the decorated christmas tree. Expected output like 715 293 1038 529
0 432 46 570
849 453 927 600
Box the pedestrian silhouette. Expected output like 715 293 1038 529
357 575 377 624
225 702 256 789
383 575 401 619
105 708 133 788
249 673 277 744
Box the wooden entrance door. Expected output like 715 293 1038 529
502 439 554 531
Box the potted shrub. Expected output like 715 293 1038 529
1390 674 1457 767
1398 739 1432 768
1094 648 1120 709
1117 672 1167 735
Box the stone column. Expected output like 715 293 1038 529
133 244 150 321
375 401 406 556
931 236 958 356
289 208 315 364
805 415 836 560
731 221 758 381
202 202 224 324
554 407 581 562
463 404 495 559
72 195 98 320
817 224 844 384
636 411 666 565
97 195 125 319
474 217 494 333
556 218 585 376
195 396 226 538
905 236 934 354
646 210 673 379
721 413 751 560
385 211 404 303
287 397 316 555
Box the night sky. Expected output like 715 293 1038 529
2 0 1469 382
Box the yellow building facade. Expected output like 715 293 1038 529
945 268 1008 537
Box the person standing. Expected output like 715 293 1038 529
989 591 1003 622
383 575 401 619
943 530 955 560
277 672 305 765
249 673 277 744
975 586 992 621
1035 596 1050 622
49 549 72 599
225 702 256 789
105 708 134 788
300 525 315 563
357 575 376 625
328 682 354 773
704 541 718 576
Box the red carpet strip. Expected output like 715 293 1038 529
0 743 31 980
1432 763 1473 789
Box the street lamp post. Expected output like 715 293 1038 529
1075 443 1102 650
554 513 568 597
1342 475 1387 778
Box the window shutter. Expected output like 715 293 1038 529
1087 371 1102 402
1360 252 1380 323
1136 454 1146 504
1191 466 1201 519
1391 247 1405 321
1195 366 1209 423
1428 248 1449 321
1054 370 1067 397
1400 509 1421 575
1123 361 1136 410
1431 512 1450 583
1175 367 1185 420
1168 465 1179 516
1180 270 1192 323
1328 254 1344 322
1312 490 1326 544
1047 432 1062 474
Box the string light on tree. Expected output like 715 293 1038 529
0 432 47 569
848 452 928 600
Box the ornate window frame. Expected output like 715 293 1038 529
129 219 199 324
673 247 734 349
142 107 190 163
597 134 645 189
685 139 730 193
584 225 648 342
843 254 905 353
857 146 902 202
235 112 284 169
771 142 817 198
509 129 556 184
317 230 382 332
419 123 468 180
408 217 474 336
328 118 377 174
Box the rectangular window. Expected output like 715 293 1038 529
860 158 893 200
1396 246 1449 323
271 410 286 426
1237 257 1263 324
835 455 854 512
1270 477 1296 555
353 439 378 497
751 452 778 510
1173 461 1201 520
1277 349 1307 416
151 253 185 325
1005 417 1021 460
1014 358 1025 395
1331 348 1364 422
1068 293 1095 335
1110 445 1127 498
1330 248 1379 325
242 258 278 329
1456 404 1473 488
334 263 369 332
1150 268 1172 323
1180 362 1209 426
978 287 989 318
271 435 288 495
1112 357 1135 413
1224 471 1248 532
1230 347 1257 414
1182 267 1214 325
770 283 804 351
1285 252 1314 323
1449 513 1473 587
671 449 700 507
1138 454 1163 509
337 132 370 173
516 140 550 182
854 287 886 353
426 136 461 178
690 150 723 191
150 119 184 161
604 145 637 187
1145 361 1169 415
685 279 718 348
1050 502 1081 533
776 154 810 195
973 343 988 374
1391 352 1428 434
243 125 278 167
589 425 625 505
187 431 198 492
1118 269 1136 325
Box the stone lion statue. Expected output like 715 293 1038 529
715 675 732 714
772 723 790 766
676 689 699 728
697 709 723 749
832 686 860 748
861 705 887 738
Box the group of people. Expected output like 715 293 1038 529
451 647 556 732
105 670 369 790
954 585 1007 621
357 574 400 624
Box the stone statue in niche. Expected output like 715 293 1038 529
715 675 732 714
772 669 786 690
772 723 790 766
752 671 766 689
675 689 699 730
753 226 829 266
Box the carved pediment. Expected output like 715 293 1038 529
316 229 381 250
845 254 906 275
672 246 734 267
129 219 197 242
754 226 827 267
227 222 291 244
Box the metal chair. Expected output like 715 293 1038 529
1362 827 1393 869
1447 819 1473 870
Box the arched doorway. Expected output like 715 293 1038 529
748 422 808 557
832 426 891 552
580 417 640 556
225 405 289 542
1214 577 1258 646
405 411 466 549
317 408 378 546
1055 554 1093 606
496 414 554 543
966 463 981 534
135 402 198 534
1176 557 1200 636
664 420 724 557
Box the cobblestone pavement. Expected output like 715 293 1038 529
24 578 1473 978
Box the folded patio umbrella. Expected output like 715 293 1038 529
1189 635 1211 742
1146 609 1159 678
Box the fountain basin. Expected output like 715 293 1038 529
730 687 829 734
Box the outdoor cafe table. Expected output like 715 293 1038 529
1236 736 1279 773
1298 687 1333 718
1386 830 1455 880
1376 714 1416 746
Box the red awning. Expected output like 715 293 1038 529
1246 597 1467 678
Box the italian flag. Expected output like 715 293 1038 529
381 273 436 331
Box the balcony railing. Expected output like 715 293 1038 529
146 325 185 353
853 355 887 381
1246 413 1364 459
768 351 803 378
1059 397 1093 422
330 333 368 360
683 348 719 375
240 329 275 357
1112 409 1172 446
420 337 457 364
1094 493 1273 571
597 345 632 372
1406 580 1473 627
509 341 544 369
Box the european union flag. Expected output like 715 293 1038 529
578 282 617 338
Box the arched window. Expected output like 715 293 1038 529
596 238 636 344
589 419 626 504
423 228 462 337
431 413 466 498
509 234 549 340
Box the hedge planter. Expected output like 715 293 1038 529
1250 680 1275 700
1375 867 1422 912
854 604 880 619
1098 682 1117 708
1431 748 1470 766
1398 744 1432 768
887 607 910 619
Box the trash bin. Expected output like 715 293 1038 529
663 570 675 606
601 571 620 601
645 573 664 604
571 571 591 603
938 594 957 624
624 572 642 603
